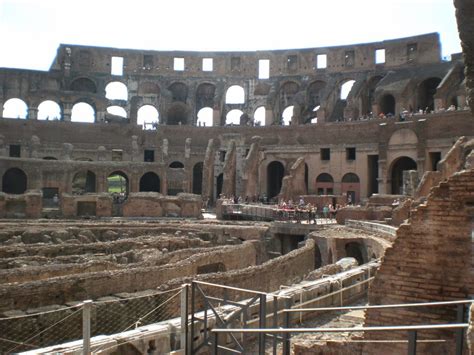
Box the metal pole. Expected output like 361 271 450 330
181 284 189 355
212 332 219 355
191 282 195 355
258 294 266 355
82 300 92 355
455 304 465 355
282 298 292 355
407 330 417 355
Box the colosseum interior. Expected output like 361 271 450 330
0 2 473 354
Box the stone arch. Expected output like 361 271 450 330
196 83 216 110
138 82 160 96
281 106 294 126
193 162 204 195
340 79 356 100
345 241 366 265
341 173 360 203
389 156 417 194
279 81 300 108
2 168 27 194
380 94 396 115
226 109 243 125
137 105 159 129
307 80 327 109
417 77 442 112
107 171 129 196
71 102 95 123
168 82 188 103
72 170 96 194
167 103 190 125
70 77 97 93
105 81 128 101
361 75 383 115
225 85 245 104
197 107 213 127
139 172 161 192
267 161 285 199
254 106 266 126
388 128 418 146
106 106 127 118
169 161 184 169
38 100 62 120
2 98 28 119
316 173 334 195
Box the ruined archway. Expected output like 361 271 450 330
225 85 245 104
72 170 96 194
345 242 365 265
71 102 95 123
139 172 160 192
167 103 190 125
380 94 395 115
107 171 129 196
105 81 128 101
390 157 417 194
417 77 441 112
267 161 285 199
2 98 28 119
2 168 27 194
196 83 216 110
137 105 159 129
70 78 97 93
38 100 61 120
168 82 188 103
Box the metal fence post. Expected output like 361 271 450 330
407 330 417 355
282 297 292 355
455 304 465 355
258 294 266 355
82 300 92 355
181 284 189 355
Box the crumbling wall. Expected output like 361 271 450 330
363 169 474 354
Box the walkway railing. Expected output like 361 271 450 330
211 299 474 355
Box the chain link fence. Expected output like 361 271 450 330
0 287 182 354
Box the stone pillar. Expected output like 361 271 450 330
63 103 72 122
265 108 274 126
28 107 38 120
378 159 388 194
213 108 221 126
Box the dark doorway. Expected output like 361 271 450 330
2 168 27 194
216 173 223 198
417 77 441 112
391 157 417 194
267 161 285 199
380 94 395 115
345 242 365 265
139 172 160 192
314 244 322 269
72 170 96 194
193 162 203 195
367 155 379 196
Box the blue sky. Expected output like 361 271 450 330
0 0 462 71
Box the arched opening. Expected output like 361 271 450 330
2 168 27 194
267 161 285 199
314 243 322 269
216 173 224 198
105 81 128 101
254 106 266 126
226 109 243 125
2 98 28 119
38 100 61 120
138 82 160 96
169 161 184 169
193 162 204 195
340 80 356 100
137 105 159 129
281 106 294 126
380 94 395 115
167 103 190 125
310 105 320 123
390 157 417 194
362 76 383 116
106 106 127 118
107 171 129 196
72 170 96 194
196 83 216 110
341 173 360 204
71 102 95 123
168 82 188 103
417 77 441 112
197 107 213 127
279 81 299 108
307 81 326 111
225 85 245 104
316 173 334 195
345 242 365 265
139 172 160 192
70 78 97 93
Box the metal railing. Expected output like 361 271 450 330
211 299 474 355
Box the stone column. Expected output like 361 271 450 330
63 103 72 122
28 107 38 120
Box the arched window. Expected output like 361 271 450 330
315 173 334 195
139 172 160 192
254 106 266 126
390 157 417 194
197 107 213 127
193 162 204 194
282 106 294 126
267 161 285 199
70 78 97 93
226 109 243 125
107 171 129 196
38 100 61 120
226 85 245 104
342 173 360 183
417 77 441 112
3 98 28 119
72 170 96 194
340 80 356 100
196 83 216 109
169 161 184 169
105 81 128 101
2 168 27 194
107 106 127 118
71 102 95 123
137 105 159 129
